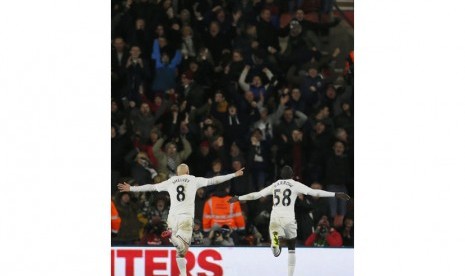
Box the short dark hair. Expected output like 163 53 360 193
280 165 293 179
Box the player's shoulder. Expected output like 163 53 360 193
289 179 304 188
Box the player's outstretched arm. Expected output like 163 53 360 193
117 180 169 193
299 183 350 200
335 192 351 200
117 182 131 192
228 193 261 203
228 196 241 203
229 184 273 203
203 167 245 187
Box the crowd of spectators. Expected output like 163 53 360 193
111 0 354 247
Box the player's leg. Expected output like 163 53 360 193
283 219 298 276
269 217 284 257
166 215 188 276
174 217 193 276
287 238 296 276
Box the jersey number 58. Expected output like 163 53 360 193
273 188 292 206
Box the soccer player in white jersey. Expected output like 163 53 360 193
228 165 350 276
118 163 244 276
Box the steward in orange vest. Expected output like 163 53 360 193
111 200 121 236
203 184 245 232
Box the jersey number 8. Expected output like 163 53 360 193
273 188 292 206
177 185 185 202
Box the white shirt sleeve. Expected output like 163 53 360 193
238 184 274 201
196 173 236 188
129 180 170 192
294 181 335 197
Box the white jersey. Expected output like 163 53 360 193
130 173 236 218
239 179 335 219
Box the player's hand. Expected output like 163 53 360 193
234 167 245 177
117 182 131 192
228 196 239 203
335 192 350 200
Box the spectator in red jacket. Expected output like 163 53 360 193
304 215 342 247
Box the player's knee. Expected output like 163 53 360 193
177 251 185 258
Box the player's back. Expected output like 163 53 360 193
165 175 199 217
269 179 305 219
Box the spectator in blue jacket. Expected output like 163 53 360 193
151 37 182 95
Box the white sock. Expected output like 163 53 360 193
288 250 296 276
176 257 187 276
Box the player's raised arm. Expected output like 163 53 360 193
228 184 273 203
198 167 245 188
